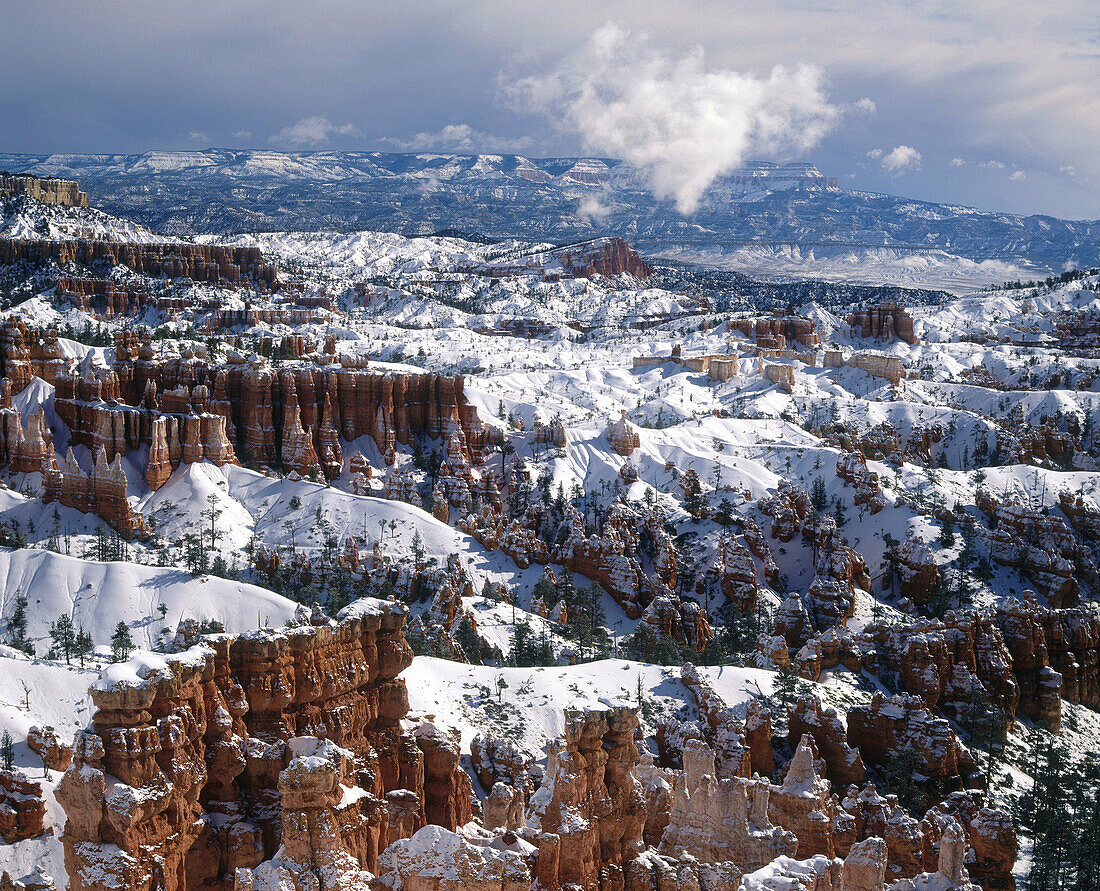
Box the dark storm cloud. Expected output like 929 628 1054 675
1 0 1098 218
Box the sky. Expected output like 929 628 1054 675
2 0 1098 219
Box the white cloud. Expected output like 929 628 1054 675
188 131 210 143
1060 165 1077 177
577 195 612 223
384 123 531 153
505 24 840 214
866 148 884 159
979 160 1006 169
880 145 921 173
270 116 360 148
233 129 252 141
1010 170 1026 181
853 97 877 115
949 158 966 167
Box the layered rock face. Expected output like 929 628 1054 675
658 739 797 869
826 351 908 386
0 173 88 206
0 238 275 288
848 304 918 345
55 600 473 891
8 327 488 489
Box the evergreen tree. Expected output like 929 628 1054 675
0 730 13 772
49 614 77 664
770 666 801 728
74 626 94 669
7 593 29 653
111 622 135 662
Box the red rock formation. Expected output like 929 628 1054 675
0 770 46 843
234 736 374 891
55 599 473 891
657 738 797 868
895 537 941 602
529 707 647 890
848 303 918 345
605 411 640 456
680 663 772 777
757 479 812 542
729 315 820 349
788 694 866 787
979 493 1079 606
27 725 72 772
42 446 148 537
836 452 887 514
804 517 870 630
846 693 978 786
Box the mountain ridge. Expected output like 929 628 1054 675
2 150 1097 290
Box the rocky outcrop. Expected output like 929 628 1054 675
377 824 531 891
894 538 940 603
55 598 473 891
0 237 275 288
788 695 866 787
846 693 978 786
0 770 46 843
758 480 812 542
826 351 908 386
606 412 640 456
729 315 820 350
836 453 887 514
978 493 1080 606
21 328 489 485
234 737 374 891
529 707 647 890
27 725 72 772
848 304 917 345
42 446 148 537
0 173 88 207
804 517 870 631
657 738 797 868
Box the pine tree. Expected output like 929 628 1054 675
0 730 13 771
111 622 135 662
49 614 77 664
770 666 801 728
7 593 29 653
74 626 94 669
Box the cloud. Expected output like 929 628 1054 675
866 148 884 159
270 116 360 148
1060 165 1077 177
577 195 613 223
505 23 840 214
188 131 210 143
880 145 921 173
852 97 877 115
979 159 1006 169
384 123 531 153
233 129 252 141
949 158 966 167
1010 170 1026 181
